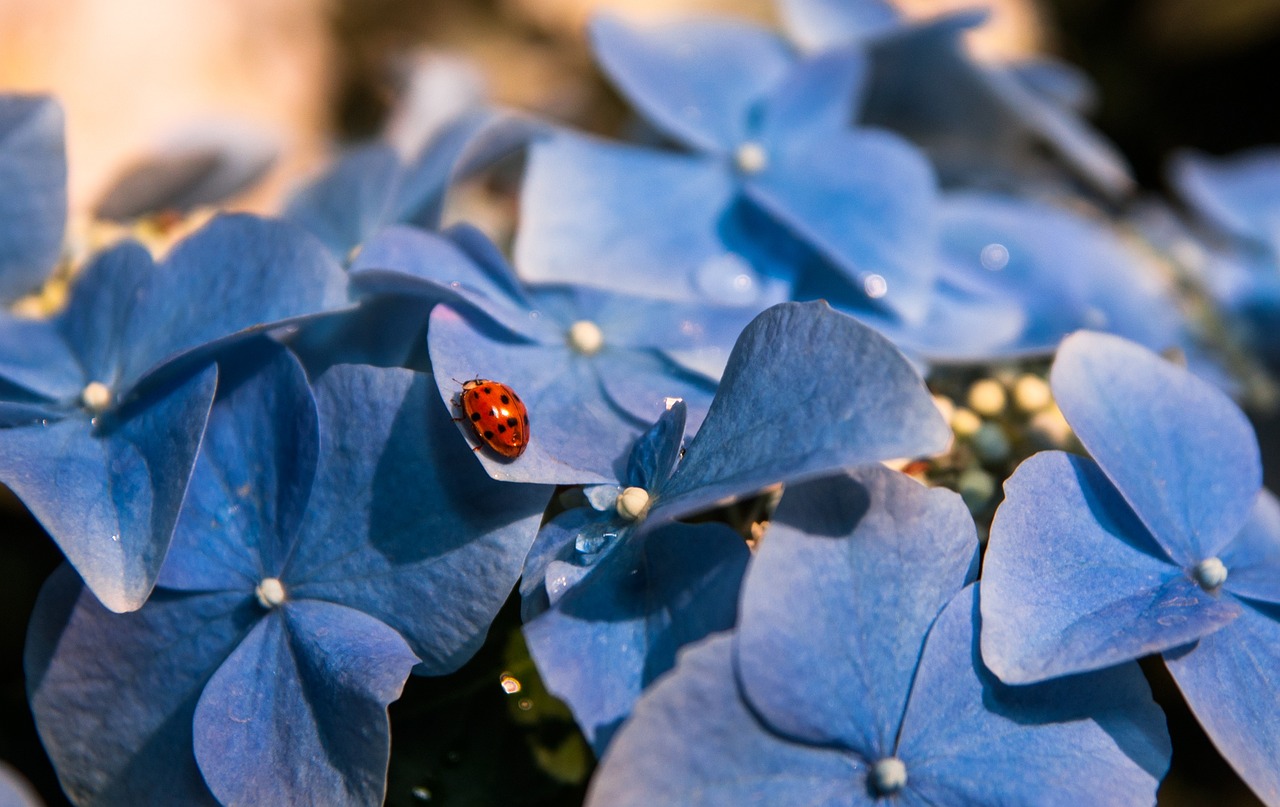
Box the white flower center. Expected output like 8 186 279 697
616 486 651 521
567 320 605 355
255 577 287 609
81 381 113 413
1192 557 1228 591
734 141 768 174
870 756 907 795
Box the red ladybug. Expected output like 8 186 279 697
456 378 529 459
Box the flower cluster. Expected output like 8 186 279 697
2 1 1280 806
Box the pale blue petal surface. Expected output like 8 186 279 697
585 635 862 807
1052 331 1260 561
193 601 418 807
981 451 1241 685
56 240 153 390
589 13 793 153
0 95 66 303
736 466 977 757
776 0 901 50
0 315 81 400
282 364 551 673
0 365 217 612
757 46 868 144
655 301 950 523
25 565 245 805
0 762 41 807
900 586 1170 807
1171 148 1280 250
283 144 402 257
524 522 749 752
1165 601 1280 807
1219 490 1280 605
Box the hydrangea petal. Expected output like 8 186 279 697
1171 148 1280 250
193 601 418 807
515 133 766 305
518 507 625 621
1220 490 1280 605
1165 600 1280 806
736 466 977 756
0 95 66 303
0 314 82 400
0 365 217 612
283 144 402 257
900 586 1170 806
25 565 246 805
593 347 715 435
585 634 862 807
429 305 633 484
56 240 153 389
524 522 749 752
981 451 1241 685
589 13 792 153
1052 331 1261 561
625 400 686 490
776 0 901 50
0 762 41 807
758 46 868 144
160 345 318 592
656 301 950 523
120 213 350 388
283 364 551 673
743 128 938 323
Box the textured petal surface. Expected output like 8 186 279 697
900 586 1170 807
1220 489 1280 605
1165 600 1280 807
524 522 748 753
982 451 1241 684
1052 331 1261 561
736 467 977 757
0 314 82 400
160 345 318 592
284 364 550 673
655 301 950 523
586 635 864 807
0 365 217 612
194 601 418 807
25 565 248 805
283 143 402 257
0 94 66 303
119 214 350 388
56 240 153 389
589 13 792 153
744 128 939 323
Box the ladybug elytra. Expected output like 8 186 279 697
456 378 529 459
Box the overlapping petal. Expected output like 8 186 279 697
1171 148 1280 250
776 0 901 50
0 94 66 303
1219 490 1280 605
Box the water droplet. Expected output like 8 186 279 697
575 531 608 554
449 281 460 288
546 573 571 599
528 310 541 320
110 533 120 542
517 698 533 711
499 673 522 695
980 242 1010 271
1157 614 1188 627
411 786 433 802
862 273 888 299
694 255 759 305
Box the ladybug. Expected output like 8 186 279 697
455 378 529 459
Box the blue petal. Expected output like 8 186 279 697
585 635 862 807
776 0 901 50
625 401 686 490
429 305 636 485
160 344 319 592
744 128 939 323
518 507 626 621
0 95 66 303
516 132 777 305
981 451 1241 684
0 314 82 400
25 565 247 805
283 144 402 257
1171 148 1280 251
735 466 977 756
120 214 350 388
593 347 716 436
0 762 41 807
1221 490 1280 605
282 364 551 673
193 601 418 807
285 295 433 375
900 585 1170 805
524 522 749 753
1009 57 1099 114
56 240 153 389
655 301 950 523
589 13 793 153
1052 331 1260 561
0 365 217 612
1164 600 1280 807
758 46 868 144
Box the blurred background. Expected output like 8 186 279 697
1 0 1279 804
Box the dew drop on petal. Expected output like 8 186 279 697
1192 557 1228 591
575 530 610 555
517 698 533 711
694 254 759 305
411 786 433 802
499 672 523 695
980 242 1010 271
862 273 888 299
870 757 908 795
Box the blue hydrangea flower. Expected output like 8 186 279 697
0 94 67 304
776 0 1133 197
516 12 939 322
587 465 1171 805
0 214 349 611
982 331 1280 806
25 345 552 806
522 301 952 751
0 762 40 807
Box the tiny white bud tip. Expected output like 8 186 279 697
567 320 605 355
81 381 113 413
734 141 768 174
616 486 651 521
1192 557 1228 591
870 757 907 795
255 577 287 609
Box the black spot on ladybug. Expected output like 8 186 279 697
470 413 481 422
483 386 492 394
483 430 495 439
500 394 510 404
497 424 507 434
507 417 518 427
